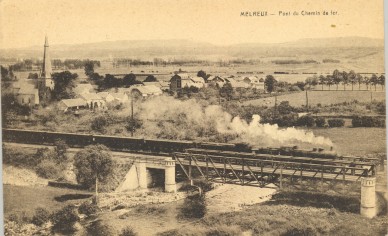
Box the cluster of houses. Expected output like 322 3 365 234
10 37 266 113
57 83 165 112
170 73 265 92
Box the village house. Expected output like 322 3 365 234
16 86 39 106
12 37 54 106
111 92 129 103
97 92 115 103
78 93 106 109
169 74 205 92
57 98 87 112
243 76 265 90
130 84 163 99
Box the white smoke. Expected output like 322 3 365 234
138 96 333 147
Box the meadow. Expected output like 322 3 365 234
244 90 386 107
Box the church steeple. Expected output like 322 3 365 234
41 36 52 79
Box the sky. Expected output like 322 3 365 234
0 0 384 49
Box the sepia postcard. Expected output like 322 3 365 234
0 0 387 235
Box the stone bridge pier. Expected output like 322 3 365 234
116 157 176 193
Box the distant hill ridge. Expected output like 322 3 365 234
0 37 384 59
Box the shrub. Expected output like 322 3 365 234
91 115 110 132
297 115 315 127
31 207 50 226
289 86 301 92
7 211 31 225
36 160 62 179
180 193 207 219
86 220 114 236
79 201 100 215
352 116 385 127
327 118 345 127
282 227 317 236
51 205 79 233
205 225 242 236
315 117 326 127
120 226 138 236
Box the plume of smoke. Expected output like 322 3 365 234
138 96 333 147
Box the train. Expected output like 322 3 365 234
2 128 338 159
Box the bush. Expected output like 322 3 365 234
327 118 345 127
7 211 31 225
282 227 317 236
297 115 315 127
51 205 79 233
352 116 385 127
180 193 207 219
31 207 50 226
79 201 100 215
91 115 110 132
315 117 326 127
205 225 242 236
120 226 138 236
36 160 62 179
86 220 114 236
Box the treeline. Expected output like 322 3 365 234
7 59 100 71
272 59 318 65
114 58 208 67
305 69 385 90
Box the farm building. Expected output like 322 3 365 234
97 92 115 103
78 93 106 109
111 92 129 103
15 86 39 106
143 81 170 91
58 98 87 112
244 76 265 90
130 85 163 98
208 76 227 87
170 74 205 92
224 77 249 88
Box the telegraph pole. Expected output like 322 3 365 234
306 90 309 111
131 93 134 137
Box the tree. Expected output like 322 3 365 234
84 62 95 77
379 75 385 90
332 69 342 90
73 145 113 204
144 75 157 82
27 73 39 80
348 70 356 91
219 83 233 101
264 75 277 93
103 74 119 88
52 71 78 100
197 70 207 81
318 75 325 90
356 73 363 90
326 75 333 90
123 73 142 87
370 74 378 91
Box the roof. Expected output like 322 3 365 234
111 92 128 100
97 92 111 99
17 85 37 95
73 83 94 94
79 93 103 101
191 77 205 83
60 98 87 107
132 85 162 95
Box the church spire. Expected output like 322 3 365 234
41 36 52 79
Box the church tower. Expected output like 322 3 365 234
38 36 54 100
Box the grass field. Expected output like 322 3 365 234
311 127 386 155
4 185 92 218
244 90 386 107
